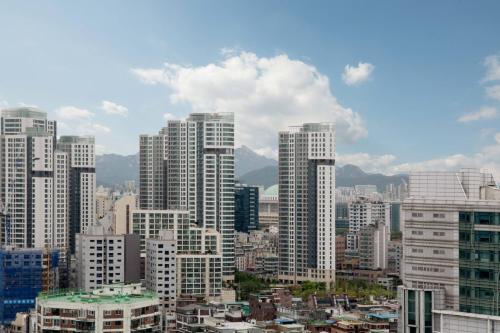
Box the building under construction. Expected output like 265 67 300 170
0 246 59 326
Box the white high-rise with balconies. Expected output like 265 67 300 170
164 113 235 281
139 130 167 210
0 107 95 287
57 135 96 254
278 123 336 286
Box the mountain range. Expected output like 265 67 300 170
96 147 407 191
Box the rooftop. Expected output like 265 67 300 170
38 284 157 305
1 107 47 119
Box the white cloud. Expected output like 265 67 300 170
340 133 500 180
457 106 498 123
55 106 94 120
54 105 110 136
95 144 106 155
337 153 396 173
18 102 39 108
163 113 176 121
0 100 8 110
342 62 375 86
132 51 368 154
483 53 500 82
486 85 500 102
101 100 128 117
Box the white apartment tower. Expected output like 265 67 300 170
0 107 58 248
139 131 166 210
164 113 235 280
278 123 336 285
57 136 96 253
145 230 177 314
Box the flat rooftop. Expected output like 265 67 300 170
38 290 157 305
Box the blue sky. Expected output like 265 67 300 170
1 1 500 176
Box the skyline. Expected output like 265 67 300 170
1 1 500 177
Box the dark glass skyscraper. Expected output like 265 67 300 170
235 184 259 233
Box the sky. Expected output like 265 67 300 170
1 1 500 177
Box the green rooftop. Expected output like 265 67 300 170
38 289 158 304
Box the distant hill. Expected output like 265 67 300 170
96 148 408 192
237 165 278 188
235 145 277 177
239 163 408 191
96 153 139 187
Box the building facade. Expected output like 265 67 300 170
358 221 389 270
399 168 500 332
139 132 166 210
133 210 223 300
278 123 336 285
235 184 259 233
36 284 161 333
57 135 96 254
145 230 177 315
75 224 140 291
164 113 235 280
0 247 59 325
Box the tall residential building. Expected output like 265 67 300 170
145 230 177 315
35 284 162 333
234 184 259 233
75 223 140 291
164 113 235 280
0 247 59 325
0 107 57 248
139 131 166 210
133 210 223 300
278 123 336 285
358 221 389 270
57 135 96 254
399 168 500 333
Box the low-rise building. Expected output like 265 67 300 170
35 284 161 333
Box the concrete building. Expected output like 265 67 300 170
358 221 389 270
57 135 96 254
387 240 402 276
235 184 259 233
259 185 279 232
35 284 161 333
164 113 235 280
0 107 57 249
132 210 223 300
145 230 177 315
399 168 500 332
278 123 336 286
75 223 140 291
96 187 113 220
335 235 346 270
139 131 166 210
348 198 390 235
113 194 137 234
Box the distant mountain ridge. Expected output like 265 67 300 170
235 145 277 177
96 147 408 192
238 163 408 191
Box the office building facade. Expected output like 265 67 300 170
399 168 500 332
